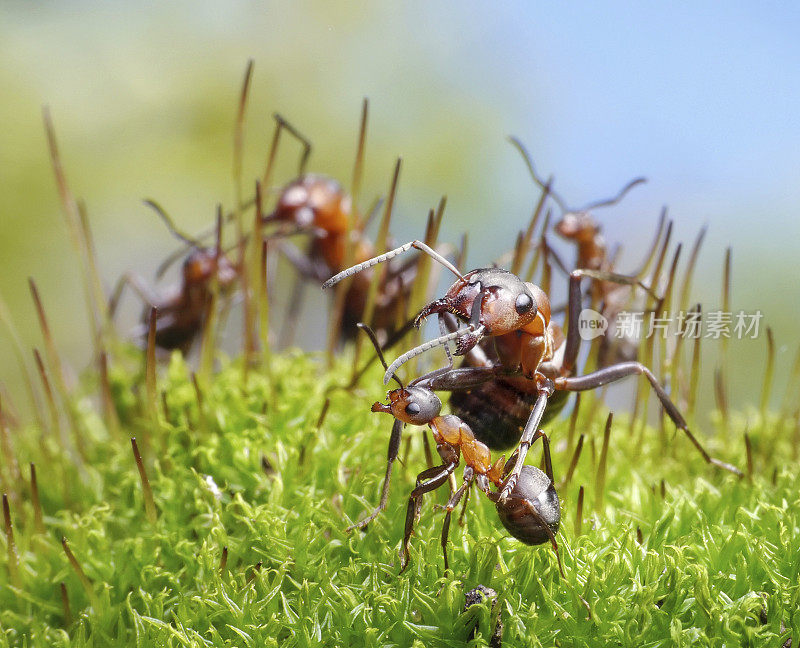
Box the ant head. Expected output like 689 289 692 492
416 268 551 351
555 211 598 242
268 175 351 235
371 386 442 426
495 465 560 546
182 249 238 290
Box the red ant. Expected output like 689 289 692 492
325 240 742 504
507 136 648 277
257 106 426 346
352 324 563 574
508 137 688 366
109 208 239 354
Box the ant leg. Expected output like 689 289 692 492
274 240 331 283
457 483 471 526
497 392 550 501
400 460 459 573
440 470 473 572
500 492 565 579
346 419 404 532
554 362 742 476
272 113 312 175
108 272 159 320
540 431 554 483
563 269 659 375
411 364 505 392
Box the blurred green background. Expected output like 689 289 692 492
1 2 798 418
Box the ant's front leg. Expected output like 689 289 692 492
411 363 509 392
346 418 404 532
108 272 160 320
439 467 474 572
400 454 459 573
554 362 742 476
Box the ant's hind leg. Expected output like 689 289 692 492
346 419 404 532
555 362 742 476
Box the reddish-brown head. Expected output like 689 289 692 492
555 211 599 243
182 249 238 291
269 175 351 235
416 268 550 342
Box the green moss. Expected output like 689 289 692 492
0 349 797 647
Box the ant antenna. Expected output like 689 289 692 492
323 240 464 289
144 200 203 249
357 323 404 389
383 324 484 385
272 113 313 175
508 136 568 212
582 176 647 211
508 136 647 214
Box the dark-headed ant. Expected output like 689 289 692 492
352 324 562 574
109 207 239 354
324 239 742 505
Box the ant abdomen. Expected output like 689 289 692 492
495 465 560 546
449 382 567 451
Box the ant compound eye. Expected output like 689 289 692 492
515 292 534 315
405 402 421 416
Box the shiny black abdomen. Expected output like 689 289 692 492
449 380 568 451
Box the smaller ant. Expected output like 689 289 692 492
109 206 239 354
351 325 563 574
508 136 648 278
509 137 679 365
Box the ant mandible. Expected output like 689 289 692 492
324 238 742 503
352 324 563 574
109 208 239 354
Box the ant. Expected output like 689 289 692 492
324 239 742 503
256 106 425 346
507 136 648 278
108 207 239 354
508 137 687 366
352 324 563 574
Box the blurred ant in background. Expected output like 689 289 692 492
351 324 562 574
508 137 684 367
259 106 422 347
108 207 239 354
154 99 429 349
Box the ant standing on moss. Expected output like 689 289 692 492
353 324 563 574
109 209 239 354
